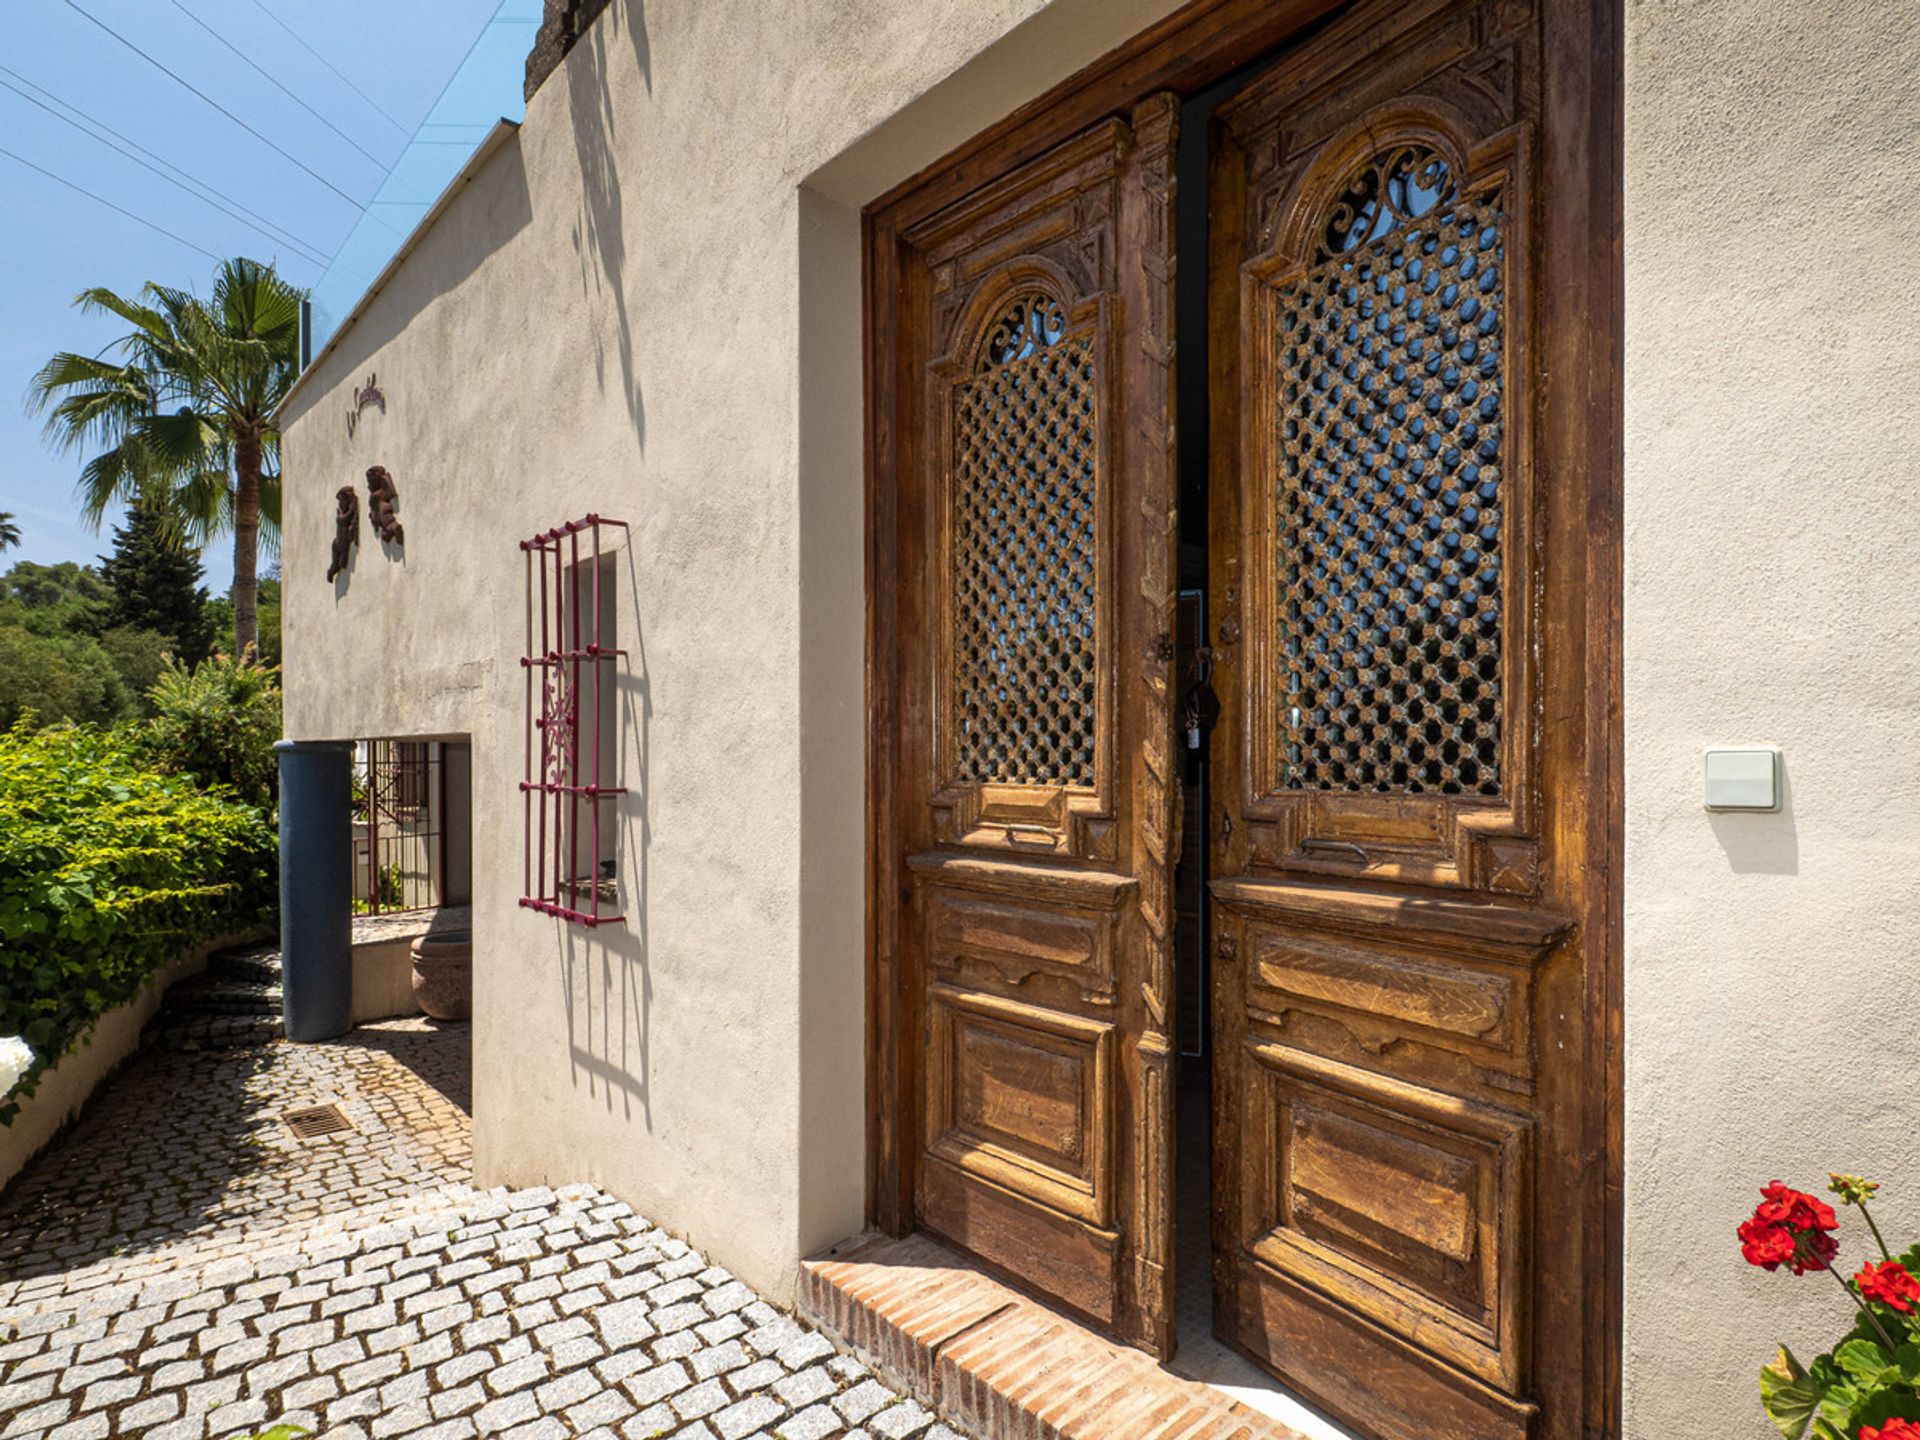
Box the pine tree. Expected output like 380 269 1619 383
99 503 214 665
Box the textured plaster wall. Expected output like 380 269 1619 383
280 0 1185 1298
1623 2 1920 1435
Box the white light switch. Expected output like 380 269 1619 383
1704 748 1780 812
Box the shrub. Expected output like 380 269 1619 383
96 624 174 712
141 650 282 807
0 722 275 1119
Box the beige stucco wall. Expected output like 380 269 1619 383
1622 2 1920 1436
281 0 1190 1299
283 0 1920 1417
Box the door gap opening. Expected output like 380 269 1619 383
1163 68 1363 1440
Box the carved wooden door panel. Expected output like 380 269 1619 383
1207 3 1605 1438
893 96 1180 1354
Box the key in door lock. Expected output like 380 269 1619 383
1180 646 1221 752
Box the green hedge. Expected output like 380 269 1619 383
0 721 276 1121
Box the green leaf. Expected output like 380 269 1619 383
1836 1338 1897 1387
1817 1377 1868 1434
1896 1343 1920 1382
1762 1347 1824 1440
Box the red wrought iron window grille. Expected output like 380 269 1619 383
520 514 627 927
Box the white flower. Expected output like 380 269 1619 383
0 1036 33 1098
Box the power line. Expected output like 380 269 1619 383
163 0 392 171
0 142 219 262
62 0 368 210
309 3 512 273
242 0 413 139
0 62 328 264
0 73 331 268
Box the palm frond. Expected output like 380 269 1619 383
27 352 154 454
71 285 171 349
216 258 303 346
137 407 225 473
72 440 155 527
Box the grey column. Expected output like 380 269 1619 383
276 739 355 1042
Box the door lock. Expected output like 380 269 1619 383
1180 646 1219 752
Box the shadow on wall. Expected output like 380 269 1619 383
566 0 650 450
1707 755 1799 876
314 142 534 399
558 544 652 1126
547 0 653 1126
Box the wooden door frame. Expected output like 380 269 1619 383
862 0 1623 1431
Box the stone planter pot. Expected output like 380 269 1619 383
410 930 472 1021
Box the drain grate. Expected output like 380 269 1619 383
282 1103 354 1140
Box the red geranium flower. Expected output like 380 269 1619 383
1758 1180 1839 1233
1740 1181 1841 1275
1860 1420 1920 1440
1858 1260 1920 1314
1741 1215 1798 1269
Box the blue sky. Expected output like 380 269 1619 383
0 0 537 592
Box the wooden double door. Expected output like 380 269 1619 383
869 3 1617 1438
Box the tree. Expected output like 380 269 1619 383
98 502 213 665
0 514 18 552
0 626 132 730
202 575 281 668
28 257 303 657
0 559 155 728
0 561 111 635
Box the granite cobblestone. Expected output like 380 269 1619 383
0 1020 972 1440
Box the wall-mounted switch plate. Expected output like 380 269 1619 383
1704 747 1780 812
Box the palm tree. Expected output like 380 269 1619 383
0 514 18 553
28 258 303 656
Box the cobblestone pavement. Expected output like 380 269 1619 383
0 1021 969 1440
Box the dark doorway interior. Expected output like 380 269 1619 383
1169 64 1245 1366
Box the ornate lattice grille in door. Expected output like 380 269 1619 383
950 292 1100 789
1271 146 1507 797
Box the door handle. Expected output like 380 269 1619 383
1003 823 1059 848
1302 838 1369 865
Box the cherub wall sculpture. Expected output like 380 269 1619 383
327 485 360 582
366 466 404 546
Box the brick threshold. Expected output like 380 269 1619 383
799 1232 1312 1440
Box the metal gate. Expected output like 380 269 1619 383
353 739 446 915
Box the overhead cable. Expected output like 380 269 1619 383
163 0 393 171
0 62 327 263
0 74 331 268
242 0 414 138
0 142 220 261
63 0 368 210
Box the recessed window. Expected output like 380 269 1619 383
520 516 626 926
